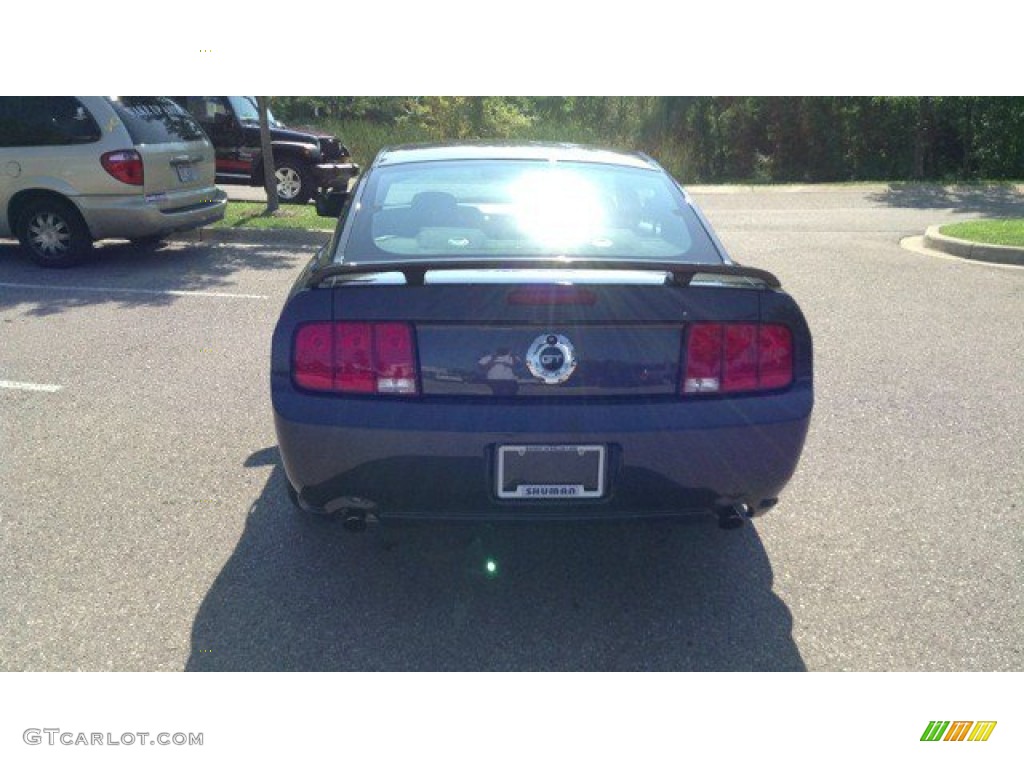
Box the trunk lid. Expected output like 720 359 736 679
136 140 215 200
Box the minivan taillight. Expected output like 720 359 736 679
683 323 793 395
294 321 418 395
100 150 144 186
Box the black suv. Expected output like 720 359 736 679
171 97 358 204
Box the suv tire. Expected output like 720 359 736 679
17 198 93 267
275 159 314 204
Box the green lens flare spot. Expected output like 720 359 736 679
485 559 498 576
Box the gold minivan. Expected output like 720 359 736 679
0 96 226 266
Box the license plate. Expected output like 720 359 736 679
175 163 197 183
496 445 606 500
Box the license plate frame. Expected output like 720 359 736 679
175 163 197 183
496 444 606 500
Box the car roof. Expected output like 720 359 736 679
373 142 660 171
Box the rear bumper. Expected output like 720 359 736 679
272 386 813 521
75 188 227 240
311 162 359 189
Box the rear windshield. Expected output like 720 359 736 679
340 159 722 263
107 97 206 144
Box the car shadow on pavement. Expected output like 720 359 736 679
867 183 1024 215
0 239 307 317
186 448 806 671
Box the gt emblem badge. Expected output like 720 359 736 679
526 333 578 384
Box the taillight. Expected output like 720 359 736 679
336 322 374 393
373 323 417 394
683 322 793 395
293 321 418 395
682 324 723 393
100 150 144 186
723 324 758 392
293 323 334 391
757 325 794 389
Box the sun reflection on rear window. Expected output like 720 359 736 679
344 159 720 263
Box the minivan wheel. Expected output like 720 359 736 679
18 198 92 267
275 160 314 204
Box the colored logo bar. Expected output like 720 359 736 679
921 721 997 742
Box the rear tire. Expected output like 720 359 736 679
17 198 92 267
275 159 314 204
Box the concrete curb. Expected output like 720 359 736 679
175 221 1024 268
923 226 1024 266
174 227 333 248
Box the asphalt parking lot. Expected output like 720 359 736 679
1 184 1021 671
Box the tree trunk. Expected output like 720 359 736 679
912 97 930 180
962 98 975 178
257 97 279 213
471 97 486 137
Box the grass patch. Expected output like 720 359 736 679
318 119 434 170
940 219 1024 247
212 202 333 231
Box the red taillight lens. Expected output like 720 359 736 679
100 150 144 186
293 323 334 391
723 324 758 392
683 322 793 395
683 324 723 393
336 322 375 393
293 321 418 395
373 323 417 394
757 325 794 389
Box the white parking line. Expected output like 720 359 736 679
0 380 63 393
0 282 268 300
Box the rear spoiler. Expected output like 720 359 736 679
307 259 782 289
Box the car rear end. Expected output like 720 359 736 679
271 146 813 525
309 132 360 191
78 97 226 239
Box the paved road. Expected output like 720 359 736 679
1 185 1021 670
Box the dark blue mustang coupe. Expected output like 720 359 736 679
271 143 813 531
